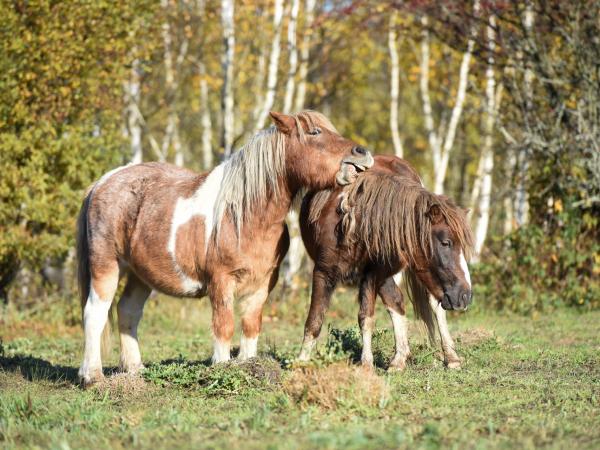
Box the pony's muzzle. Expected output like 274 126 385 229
336 150 374 185
442 289 472 311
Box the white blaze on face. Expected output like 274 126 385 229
459 251 472 289
167 164 225 293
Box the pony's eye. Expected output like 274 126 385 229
307 127 322 136
441 240 452 247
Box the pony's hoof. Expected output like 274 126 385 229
79 369 105 389
118 363 145 375
387 361 407 372
446 360 462 369
360 359 374 371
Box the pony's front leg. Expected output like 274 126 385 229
117 274 152 374
239 286 269 360
79 265 120 387
358 274 378 369
379 276 410 371
429 295 461 369
210 281 235 364
298 269 336 361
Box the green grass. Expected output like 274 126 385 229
1 290 599 449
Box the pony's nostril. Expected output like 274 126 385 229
461 292 469 304
352 146 367 156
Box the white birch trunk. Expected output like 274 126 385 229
472 14 499 261
283 0 300 113
282 0 304 289
388 11 403 157
515 1 533 227
196 0 213 170
293 0 316 111
254 0 285 132
126 58 143 164
221 0 235 158
419 0 480 194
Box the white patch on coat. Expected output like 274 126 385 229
459 251 472 288
360 316 375 366
392 271 403 286
239 335 258 360
167 164 225 293
297 335 316 361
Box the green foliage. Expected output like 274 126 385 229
0 1 157 294
473 210 600 313
143 357 282 395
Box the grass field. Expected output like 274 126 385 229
1 288 599 449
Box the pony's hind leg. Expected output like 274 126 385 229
298 269 337 361
358 273 378 369
79 263 120 387
210 279 235 364
117 273 152 374
379 276 411 371
239 286 269 360
429 295 461 369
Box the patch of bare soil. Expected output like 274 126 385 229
284 362 389 410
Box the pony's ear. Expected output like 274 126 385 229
270 112 296 134
427 204 444 224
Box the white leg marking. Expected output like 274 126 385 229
79 287 112 383
118 283 151 373
168 164 225 294
459 251 472 289
297 335 316 361
429 295 461 368
239 335 258 360
388 308 410 369
212 338 231 364
361 316 375 368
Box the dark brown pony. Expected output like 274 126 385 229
298 155 473 370
77 111 374 386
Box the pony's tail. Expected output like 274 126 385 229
403 269 437 346
76 190 113 356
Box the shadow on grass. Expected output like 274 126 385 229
0 353 81 385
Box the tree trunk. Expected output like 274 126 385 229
419 0 479 194
515 0 533 227
196 0 213 170
254 0 285 132
472 14 500 261
388 11 403 158
221 0 235 158
125 57 143 164
283 0 300 113
293 0 316 112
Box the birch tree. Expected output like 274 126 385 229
254 0 285 132
124 57 143 164
196 0 213 170
283 0 300 113
282 0 303 289
161 0 188 167
293 0 316 112
221 0 235 157
419 0 480 194
388 11 403 157
470 13 502 260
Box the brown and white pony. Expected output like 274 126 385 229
298 155 473 370
76 111 374 386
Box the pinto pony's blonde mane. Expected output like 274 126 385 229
337 173 474 267
214 110 337 238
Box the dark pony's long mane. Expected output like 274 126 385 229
335 172 474 267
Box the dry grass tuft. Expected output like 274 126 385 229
93 372 150 399
283 362 389 410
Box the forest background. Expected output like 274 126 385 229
1 0 598 313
